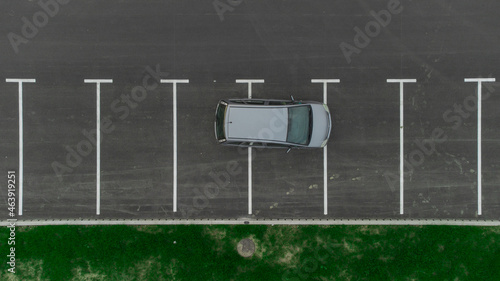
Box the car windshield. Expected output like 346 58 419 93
286 105 311 145
215 101 227 141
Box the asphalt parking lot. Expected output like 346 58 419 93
1 0 499 222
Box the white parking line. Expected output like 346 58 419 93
84 79 113 215
235 79 264 99
5 78 36 216
464 78 496 216
160 79 189 213
236 79 264 215
312 79 340 215
387 79 416 215
323 145 327 214
248 147 252 214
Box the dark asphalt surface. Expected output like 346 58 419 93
0 0 499 220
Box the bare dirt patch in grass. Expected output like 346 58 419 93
237 238 256 257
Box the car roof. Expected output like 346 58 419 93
226 105 288 142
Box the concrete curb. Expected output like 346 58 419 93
2 219 499 226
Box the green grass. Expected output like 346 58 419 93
0 225 499 280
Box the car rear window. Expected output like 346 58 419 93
215 101 227 141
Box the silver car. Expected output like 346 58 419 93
214 97 331 149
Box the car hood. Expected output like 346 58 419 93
308 104 331 147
